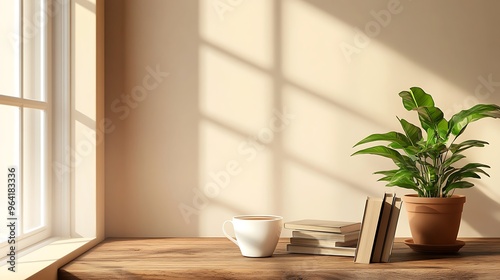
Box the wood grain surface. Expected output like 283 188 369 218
58 238 500 279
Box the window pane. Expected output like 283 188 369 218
0 0 20 97
23 0 45 101
0 105 20 241
23 108 46 232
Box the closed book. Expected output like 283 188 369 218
371 193 395 263
292 230 360 242
287 244 356 257
354 195 384 264
290 237 357 248
284 219 361 234
380 197 402 262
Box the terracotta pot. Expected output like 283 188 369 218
403 194 466 245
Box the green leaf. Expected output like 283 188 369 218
445 163 490 186
461 162 491 171
449 104 500 136
399 87 435 111
448 181 474 189
399 87 444 132
437 118 449 140
467 168 490 178
450 140 489 154
394 169 418 180
460 163 491 178
443 181 474 196
426 128 436 146
460 172 482 179
400 146 420 158
443 154 466 168
386 175 419 191
442 166 458 183
374 170 399 176
416 106 444 131
351 146 405 165
374 170 398 182
398 118 422 146
353 132 411 148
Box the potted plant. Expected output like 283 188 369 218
352 87 500 250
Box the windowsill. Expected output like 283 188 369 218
0 237 101 279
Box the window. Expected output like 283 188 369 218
0 0 51 256
0 0 103 277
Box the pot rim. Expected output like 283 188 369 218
403 194 466 204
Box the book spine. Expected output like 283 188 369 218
291 230 359 242
371 193 394 263
380 197 402 262
287 244 355 257
290 237 357 248
355 194 393 264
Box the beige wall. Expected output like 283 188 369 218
105 0 500 237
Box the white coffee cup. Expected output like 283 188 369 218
222 215 283 257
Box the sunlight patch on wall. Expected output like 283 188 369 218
199 45 273 133
282 0 471 130
199 0 274 69
197 0 282 236
282 84 391 198
282 84 347 169
73 121 96 237
73 0 96 120
459 119 500 198
281 159 365 223
198 120 275 236
198 118 248 178
281 0 351 99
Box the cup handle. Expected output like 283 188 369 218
222 220 238 246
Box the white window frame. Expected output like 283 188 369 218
0 0 52 256
0 0 104 278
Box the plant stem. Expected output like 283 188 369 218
417 156 426 196
440 135 459 197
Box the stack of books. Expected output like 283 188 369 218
284 219 362 257
354 192 403 264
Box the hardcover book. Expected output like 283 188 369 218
287 244 356 257
371 193 395 262
284 219 361 234
380 197 403 262
292 230 360 242
290 237 357 248
354 195 384 264
354 193 402 264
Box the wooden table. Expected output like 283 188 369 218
59 238 500 279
